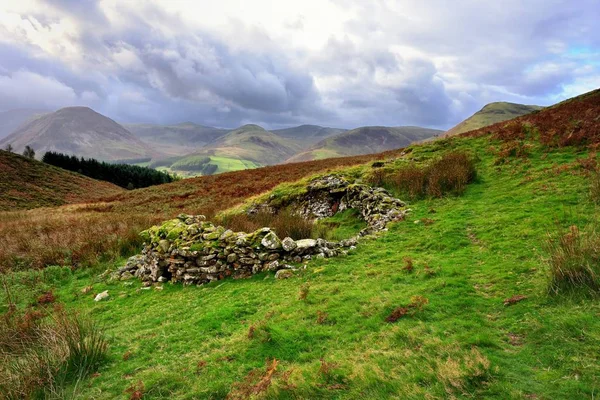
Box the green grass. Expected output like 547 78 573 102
314 209 367 240
210 156 261 174
3 136 600 398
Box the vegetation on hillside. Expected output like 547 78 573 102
444 102 543 137
0 149 122 211
2 88 600 398
3 128 600 398
42 151 176 190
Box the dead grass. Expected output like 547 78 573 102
372 151 477 200
217 209 314 240
226 359 279 399
435 347 491 395
0 206 157 272
0 150 123 212
385 295 429 322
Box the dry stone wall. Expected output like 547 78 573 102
115 174 408 285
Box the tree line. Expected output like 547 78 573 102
42 151 176 189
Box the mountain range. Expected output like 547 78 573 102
0 99 542 177
287 126 443 162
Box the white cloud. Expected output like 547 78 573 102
0 70 77 109
0 0 597 128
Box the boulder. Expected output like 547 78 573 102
295 239 317 250
261 231 282 250
281 237 297 251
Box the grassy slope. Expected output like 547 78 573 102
444 102 543 137
6 135 600 399
0 150 123 211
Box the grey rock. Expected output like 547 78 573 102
295 239 317 250
261 231 282 250
94 291 109 302
281 237 297 251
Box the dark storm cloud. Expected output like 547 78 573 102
0 1 598 129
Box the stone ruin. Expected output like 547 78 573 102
114 174 408 285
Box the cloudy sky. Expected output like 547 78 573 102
0 0 598 129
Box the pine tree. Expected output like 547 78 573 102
4 144 13 152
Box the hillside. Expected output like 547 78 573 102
3 88 600 398
0 149 123 210
444 102 543 137
272 124 347 148
154 124 300 176
287 126 442 162
0 108 49 140
0 107 157 161
125 122 228 156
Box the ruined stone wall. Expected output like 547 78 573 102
115 174 408 285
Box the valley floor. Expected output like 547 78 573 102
4 137 600 399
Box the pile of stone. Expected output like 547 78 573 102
115 174 408 285
115 214 359 285
248 174 407 235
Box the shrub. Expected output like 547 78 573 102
0 304 108 398
376 151 477 200
426 152 476 197
544 224 600 294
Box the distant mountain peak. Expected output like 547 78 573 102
0 106 157 161
444 102 543 137
237 124 266 131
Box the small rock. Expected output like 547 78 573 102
261 231 282 250
281 237 297 251
158 239 170 253
275 269 294 279
295 239 317 250
265 260 279 271
158 276 168 283
94 290 109 302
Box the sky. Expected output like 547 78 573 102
0 0 598 130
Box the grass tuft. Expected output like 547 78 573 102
545 224 600 294
0 303 108 399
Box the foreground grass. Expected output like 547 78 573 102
3 137 600 398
